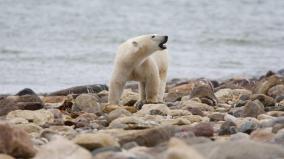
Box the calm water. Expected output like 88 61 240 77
1 0 284 93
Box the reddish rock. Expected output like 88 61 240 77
166 83 195 102
0 123 36 158
190 84 217 106
193 123 214 137
250 129 274 142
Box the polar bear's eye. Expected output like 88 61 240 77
151 35 155 38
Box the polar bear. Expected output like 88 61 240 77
108 34 169 108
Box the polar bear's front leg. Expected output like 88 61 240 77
158 70 167 102
108 79 126 105
134 81 147 109
139 81 146 101
145 73 160 103
158 78 167 102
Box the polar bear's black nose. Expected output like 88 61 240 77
164 36 168 42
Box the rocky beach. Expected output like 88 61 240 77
0 70 284 159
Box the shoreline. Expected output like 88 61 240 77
1 69 284 96
0 70 284 158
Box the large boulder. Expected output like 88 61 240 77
0 123 36 158
34 136 92 159
6 109 54 125
72 94 103 114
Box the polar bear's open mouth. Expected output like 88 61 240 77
159 36 168 49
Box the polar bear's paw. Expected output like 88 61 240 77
134 100 164 110
134 100 146 110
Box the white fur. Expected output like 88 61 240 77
108 34 169 105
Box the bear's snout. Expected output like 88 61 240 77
159 36 168 49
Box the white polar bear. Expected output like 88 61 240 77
108 34 169 108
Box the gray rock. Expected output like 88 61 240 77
91 146 122 157
267 84 284 98
218 121 237 135
72 94 103 114
208 113 225 121
274 129 284 146
229 107 244 117
238 118 259 134
260 117 284 128
48 84 108 96
230 132 250 141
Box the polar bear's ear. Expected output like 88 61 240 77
132 41 138 47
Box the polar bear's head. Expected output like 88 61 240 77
124 34 168 57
